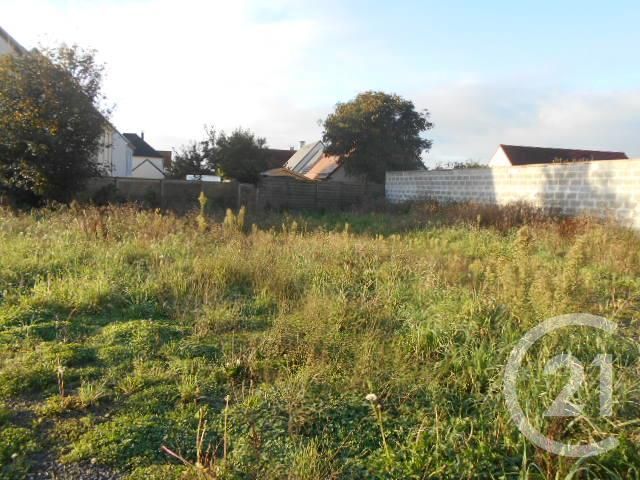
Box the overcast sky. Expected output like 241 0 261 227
3 0 640 165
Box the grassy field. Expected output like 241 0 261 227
0 203 639 479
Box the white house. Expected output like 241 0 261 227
95 125 135 177
1 24 138 178
123 133 166 179
0 25 26 56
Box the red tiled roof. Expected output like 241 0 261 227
500 145 628 166
305 155 342 180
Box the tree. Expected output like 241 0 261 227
215 128 268 184
322 91 433 183
0 45 108 204
434 160 488 170
166 127 217 179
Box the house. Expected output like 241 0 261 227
0 25 27 56
489 144 628 167
1 25 138 178
262 141 366 183
304 154 366 182
123 133 166 179
96 125 135 177
284 141 325 174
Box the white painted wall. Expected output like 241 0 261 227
93 125 134 177
488 146 511 167
112 131 134 177
93 126 114 173
131 157 165 179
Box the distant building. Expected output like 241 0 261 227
123 133 166 179
0 25 27 56
95 125 135 177
263 141 366 184
489 144 628 167
284 141 325 174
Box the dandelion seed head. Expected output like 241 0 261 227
365 393 378 403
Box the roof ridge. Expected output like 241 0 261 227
0 25 28 55
501 144 627 154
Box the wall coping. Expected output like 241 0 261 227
387 158 640 177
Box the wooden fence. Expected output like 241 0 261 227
79 177 384 212
80 177 239 211
255 177 384 211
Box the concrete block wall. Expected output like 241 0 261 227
386 159 640 228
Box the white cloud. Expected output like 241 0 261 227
3 2 640 162
416 83 640 166
2 0 327 150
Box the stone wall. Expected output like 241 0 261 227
386 159 640 228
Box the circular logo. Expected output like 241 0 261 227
503 313 619 457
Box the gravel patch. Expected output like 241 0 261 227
25 456 122 480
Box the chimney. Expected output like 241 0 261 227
299 141 305 149
141 131 145 140
290 146 295 151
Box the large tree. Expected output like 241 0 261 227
0 46 108 203
215 128 268 184
0 45 109 204
322 91 433 183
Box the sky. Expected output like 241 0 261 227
3 0 640 166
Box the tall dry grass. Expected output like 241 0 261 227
0 202 638 479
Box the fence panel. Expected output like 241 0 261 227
80 177 246 211
256 178 382 211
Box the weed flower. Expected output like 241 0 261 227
365 393 378 403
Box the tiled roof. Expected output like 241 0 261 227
500 145 628 166
123 133 163 158
305 155 342 180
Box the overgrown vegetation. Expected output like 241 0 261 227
0 203 639 479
